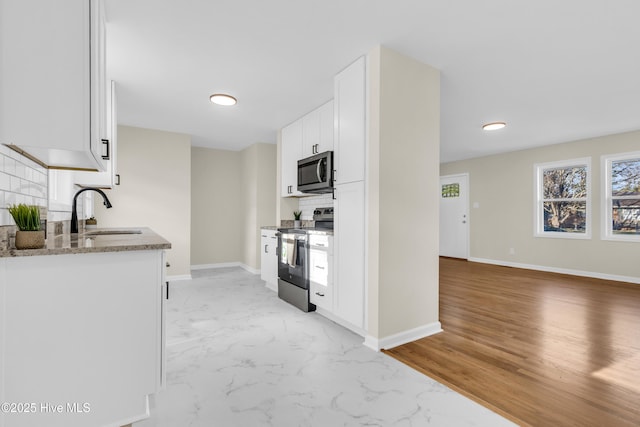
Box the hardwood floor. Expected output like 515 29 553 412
385 258 640 427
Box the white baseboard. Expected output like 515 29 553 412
468 257 640 285
265 281 277 292
167 274 192 282
314 307 367 337
239 264 260 275
191 262 260 275
364 321 443 351
191 262 241 270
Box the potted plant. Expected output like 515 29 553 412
85 216 98 229
293 210 302 228
7 204 45 249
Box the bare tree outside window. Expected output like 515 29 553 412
541 165 588 233
611 158 640 235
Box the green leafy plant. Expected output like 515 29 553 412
7 204 41 231
293 210 302 220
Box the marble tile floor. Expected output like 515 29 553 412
135 267 515 427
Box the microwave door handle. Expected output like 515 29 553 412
317 159 323 183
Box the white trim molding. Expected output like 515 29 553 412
533 157 592 239
601 151 640 242
167 274 192 282
469 257 640 285
363 322 443 351
191 262 241 270
191 262 260 275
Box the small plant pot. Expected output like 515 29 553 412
15 230 45 250
294 220 301 228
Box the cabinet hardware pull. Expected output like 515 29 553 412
115 174 121 185
315 265 325 269
315 292 325 297
101 139 110 160
265 244 268 253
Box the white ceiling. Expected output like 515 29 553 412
104 0 640 163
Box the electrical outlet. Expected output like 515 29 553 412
509 248 515 255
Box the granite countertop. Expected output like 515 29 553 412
0 227 171 258
261 226 279 231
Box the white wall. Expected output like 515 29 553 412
441 129 640 281
93 126 191 278
367 46 441 341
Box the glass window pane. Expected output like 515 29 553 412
543 167 587 199
612 198 640 235
543 201 587 233
612 158 640 197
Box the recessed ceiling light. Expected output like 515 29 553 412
482 122 506 131
209 93 237 106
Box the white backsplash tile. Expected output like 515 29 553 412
0 147 49 225
298 193 334 220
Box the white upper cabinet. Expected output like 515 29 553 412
281 120 303 197
0 0 109 171
75 81 118 188
334 56 366 185
302 100 334 158
281 101 334 197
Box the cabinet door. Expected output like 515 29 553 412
317 100 334 153
281 120 302 197
268 234 278 285
302 109 320 158
260 230 278 288
334 181 365 328
75 80 118 187
334 56 366 185
302 100 334 158
0 0 107 171
260 234 271 283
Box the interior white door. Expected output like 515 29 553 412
439 173 469 259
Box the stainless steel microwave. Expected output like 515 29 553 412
297 151 333 194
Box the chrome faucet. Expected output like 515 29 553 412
71 188 113 233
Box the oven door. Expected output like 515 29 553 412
277 230 308 289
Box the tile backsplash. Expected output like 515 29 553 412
0 145 48 225
298 193 334 220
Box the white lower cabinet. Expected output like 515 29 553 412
0 250 165 427
333 181 365 329
260 229 278 290
309 234 333 312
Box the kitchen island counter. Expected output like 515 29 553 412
0 227 171 258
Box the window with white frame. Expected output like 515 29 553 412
602 152 640 241
534 158 591 238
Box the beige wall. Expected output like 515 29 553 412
191 147 242 265
441 130 640 280
192 143 276 270
94 126 191 277
240 143 277 270
368 46 441 339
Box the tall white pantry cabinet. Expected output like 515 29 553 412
0 0 110 171
333 57 367 331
